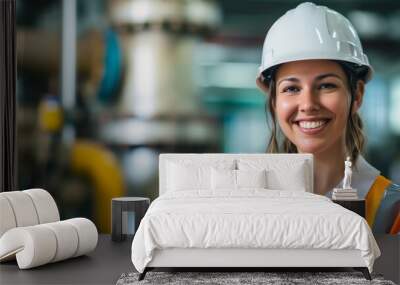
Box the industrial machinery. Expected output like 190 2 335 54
16 0 222 233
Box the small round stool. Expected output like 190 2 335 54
111 197 150 242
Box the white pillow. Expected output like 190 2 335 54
167 162 211 191
237 159 308 192
165 159 236 192
267 163 307 191
211 168 236 190
211 169 268 190
236 169 267 188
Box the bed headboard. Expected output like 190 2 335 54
159 153 314 196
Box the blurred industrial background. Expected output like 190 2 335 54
16 0 400 233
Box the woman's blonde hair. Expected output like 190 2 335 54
263 60 367 163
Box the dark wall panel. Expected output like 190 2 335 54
0 0 17 192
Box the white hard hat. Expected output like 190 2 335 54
258 2 373 83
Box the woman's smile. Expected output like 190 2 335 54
293 118 332 135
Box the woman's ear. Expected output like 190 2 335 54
256 75 270 94
352 80 365 114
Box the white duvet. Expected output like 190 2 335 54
131 190 380 273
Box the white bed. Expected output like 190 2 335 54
131 153 380 281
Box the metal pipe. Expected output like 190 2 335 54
17 29 104 78
61 0 77 112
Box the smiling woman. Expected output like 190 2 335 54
256 2 399 234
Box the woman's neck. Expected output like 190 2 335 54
303 143 346 196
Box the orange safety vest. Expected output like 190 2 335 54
366 176 400 234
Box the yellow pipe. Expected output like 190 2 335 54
70 140 125 233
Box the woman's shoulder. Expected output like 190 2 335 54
352 156 380 198
353 156 399 197
367 174 399 206
355 155 400 194
370 175 399 191
359 155 399 193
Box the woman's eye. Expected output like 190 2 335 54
282 86 300 93
319 83 337 90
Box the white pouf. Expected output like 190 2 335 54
0 189 98 269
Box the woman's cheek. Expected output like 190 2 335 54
322 90 349 109
321 94 348 120
276 98 296 127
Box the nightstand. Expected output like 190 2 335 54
112 197 150 242
332 199 365 218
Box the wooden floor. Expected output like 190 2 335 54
0 234 398 284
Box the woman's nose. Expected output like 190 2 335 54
299 88 320 113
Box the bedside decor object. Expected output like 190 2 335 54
111 197 150 242
343 156 353 189
332 157 358 200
